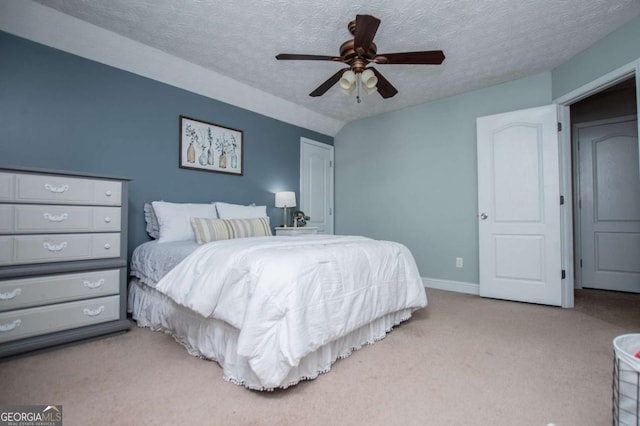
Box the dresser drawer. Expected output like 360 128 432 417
2 173 121 206
0 205 121 234
0 172 13 201
0 233 120 266
0 269 120 312
0 295 119 343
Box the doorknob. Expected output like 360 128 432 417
480 213 488 220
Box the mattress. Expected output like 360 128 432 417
130 240 199 288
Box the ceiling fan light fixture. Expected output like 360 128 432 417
339 70 356 90
363 84 377 95
341 84 356 95
361 69 377 89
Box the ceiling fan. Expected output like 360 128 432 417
276 14 445 102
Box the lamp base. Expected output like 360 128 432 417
282 207 289 227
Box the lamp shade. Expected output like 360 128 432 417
363 84 378 95
339 70 356 90
361 69 378 89
341 84 355 95
275 191 296 208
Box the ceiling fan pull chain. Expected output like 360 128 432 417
356 75 361 103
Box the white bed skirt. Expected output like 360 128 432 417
128 278 414 390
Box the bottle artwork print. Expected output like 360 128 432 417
216 133 239 170
207 128 215 165
184 123 198 164
198 149 207 166
230 148 238 169
183 119 240 173
187 141 195 163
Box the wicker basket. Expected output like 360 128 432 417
613 334 640 425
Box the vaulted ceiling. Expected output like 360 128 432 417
27 0 640 130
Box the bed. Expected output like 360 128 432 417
128 201 427 390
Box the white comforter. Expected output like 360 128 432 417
155 235 426 388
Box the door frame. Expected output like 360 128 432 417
299 137 334 234
553 59 640 308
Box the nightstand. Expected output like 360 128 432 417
275 227 318 236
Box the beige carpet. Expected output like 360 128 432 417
1 288 638 426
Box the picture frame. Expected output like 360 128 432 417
179 115 243 175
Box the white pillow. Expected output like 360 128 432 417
152 201 218 243
214 202 267 219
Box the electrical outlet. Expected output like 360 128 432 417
455 257 463 268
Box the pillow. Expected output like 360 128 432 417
152 201 218 243
190 217 272 244
143 202 160 239
215 202 267 219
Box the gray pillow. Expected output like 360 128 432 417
143 202 160 239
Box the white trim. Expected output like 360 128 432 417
422 277 479 295
553 58 640 308
557 105 575 308
0 0 344 137
300 137 334 150
553 61 638 105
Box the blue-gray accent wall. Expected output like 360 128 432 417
0 31 332 256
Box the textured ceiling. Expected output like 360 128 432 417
32 0 640 124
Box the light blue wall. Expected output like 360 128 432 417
334 73 552 282
336 14 640 285
0 31 332 255
552 15 640 98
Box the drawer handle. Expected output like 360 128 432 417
0 319 21 332
0 288 22 300
43 212 69 223
44 183 69 193
43 242 67 252
104 216 112 223
83 306 105 317
104 243 111 250
105 190 112 197
84 279 104 289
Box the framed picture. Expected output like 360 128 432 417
179 115 243 175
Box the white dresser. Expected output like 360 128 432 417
0 166 130 358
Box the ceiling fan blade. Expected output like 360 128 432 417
309 68 348 97
370 68 398 98
354 15 380 55
375 50 445 65
276 53 341 61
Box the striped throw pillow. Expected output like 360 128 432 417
190 217 272 244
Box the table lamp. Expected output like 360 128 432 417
275 191 296 227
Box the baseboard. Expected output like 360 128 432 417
422 277 479 295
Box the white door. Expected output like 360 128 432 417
576 117 640 292
300 138 334 234
477 105 563 306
